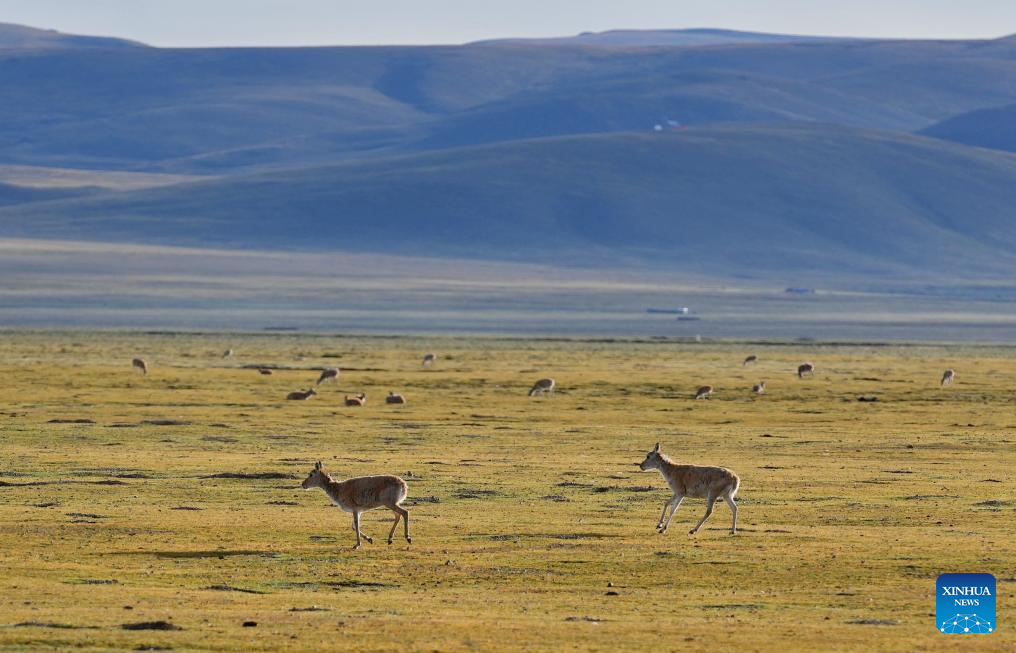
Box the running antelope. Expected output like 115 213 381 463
638 443 740 536
422 353 436 367
528 378 555 396
345 393 367 406
797 362 815 378
752 381 766 394
301 461 411 549
743 354 757 366
316 368 339 386
131 358 148 375
941 369 955 386
694 385 713 400
287 388 317 400
386 392 406 404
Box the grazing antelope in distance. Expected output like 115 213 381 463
941 369 955 386
638 442 740 536
421 353 436 367
694 385 713 400
752 381 766 394
528 378 555 396
222 349 233 359
258 368 273 375
743 354 757 366
287 388 317 401
345 393 367 406
131 358 148 375
386 392 406 404
316 368 339 386
797 362 815 378
301 461 411 549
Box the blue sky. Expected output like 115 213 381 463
2 0 1014 46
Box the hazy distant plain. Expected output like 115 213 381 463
2 239 1013 342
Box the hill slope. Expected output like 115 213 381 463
920 103 1016 152
0 22 145 49
3 124 1015 280
472 28 846 47
1 28 1016 172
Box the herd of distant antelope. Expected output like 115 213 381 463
128 350 959 549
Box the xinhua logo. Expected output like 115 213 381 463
937 573 996 634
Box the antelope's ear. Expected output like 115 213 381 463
653 442 660 452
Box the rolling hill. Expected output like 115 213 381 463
920 103 1016 153
471 28 848 47
4 124 1015 281
1 26 1016 172
0 23 1014 290
0 22 145 50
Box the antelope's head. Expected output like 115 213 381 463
302 461 326 490
639 443 663 471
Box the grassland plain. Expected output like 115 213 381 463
0 331 1013 652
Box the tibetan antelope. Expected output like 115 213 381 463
287 388 317 400
222 349 233 359
301 461 411 549
345 393 367 406
638 443 740 536
743 354 757 366
694 385 713 400
528 378 555 396
258 368 273 375
386 392 406 404
131 358 148 375
752 381 766 394
797 362 815 378
422 353 436 367
316 368 339 386
941 369 955 386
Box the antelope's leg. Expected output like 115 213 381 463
660 496 684 534
657 494 677 529
387 507 401 544
724 493 738 534
690 495 717 535
352 512 363 549
395 506 411 543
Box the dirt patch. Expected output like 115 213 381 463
454 488 502 499
122 621 182 631
205 585 266 594
13 621 98 629
200 472 295 480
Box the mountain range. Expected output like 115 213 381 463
1 22 1015 285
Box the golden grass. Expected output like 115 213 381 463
0 331 1013 651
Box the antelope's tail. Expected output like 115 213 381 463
727 474 741 499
